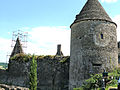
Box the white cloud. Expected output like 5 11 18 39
112 15 120 41
101 0 118 3
26 26 70 56
0 26 71 63
0 38 11 63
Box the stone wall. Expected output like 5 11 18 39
37 56 69 90
0 55 69 90
69 20 118 89
0 60 30 87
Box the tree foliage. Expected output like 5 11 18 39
81 74 102 90
29 55 37 90
74 68 120 90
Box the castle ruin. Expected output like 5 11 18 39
0 0 120 90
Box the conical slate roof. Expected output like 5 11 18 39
10 37 24 57
73 0 113 23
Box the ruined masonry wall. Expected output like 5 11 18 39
0 56 69 90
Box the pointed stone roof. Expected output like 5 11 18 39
73 0 113 24
10 37 24 57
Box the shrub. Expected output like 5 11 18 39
81 74 102 90
76 69 120 90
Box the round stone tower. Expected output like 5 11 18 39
69 0 118 89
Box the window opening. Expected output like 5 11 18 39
93 63 102 67
101 33 103 39
118 42 120 48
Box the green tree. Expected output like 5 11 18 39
29 55 37 90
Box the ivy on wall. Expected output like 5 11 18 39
29 55 37 90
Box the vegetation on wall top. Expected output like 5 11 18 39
10 53 70 63
10 53 32 62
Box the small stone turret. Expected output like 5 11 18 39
55 44 63 56
10 37 24 57
69 0 118 89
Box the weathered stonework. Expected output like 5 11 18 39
0 55 69 90
69 20 118 89
69 0 118 89
0 60 30 87
37 56 69 90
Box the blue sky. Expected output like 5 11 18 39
0 0 120 62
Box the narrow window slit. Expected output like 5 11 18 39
101 33 104 39
93 63 102 67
